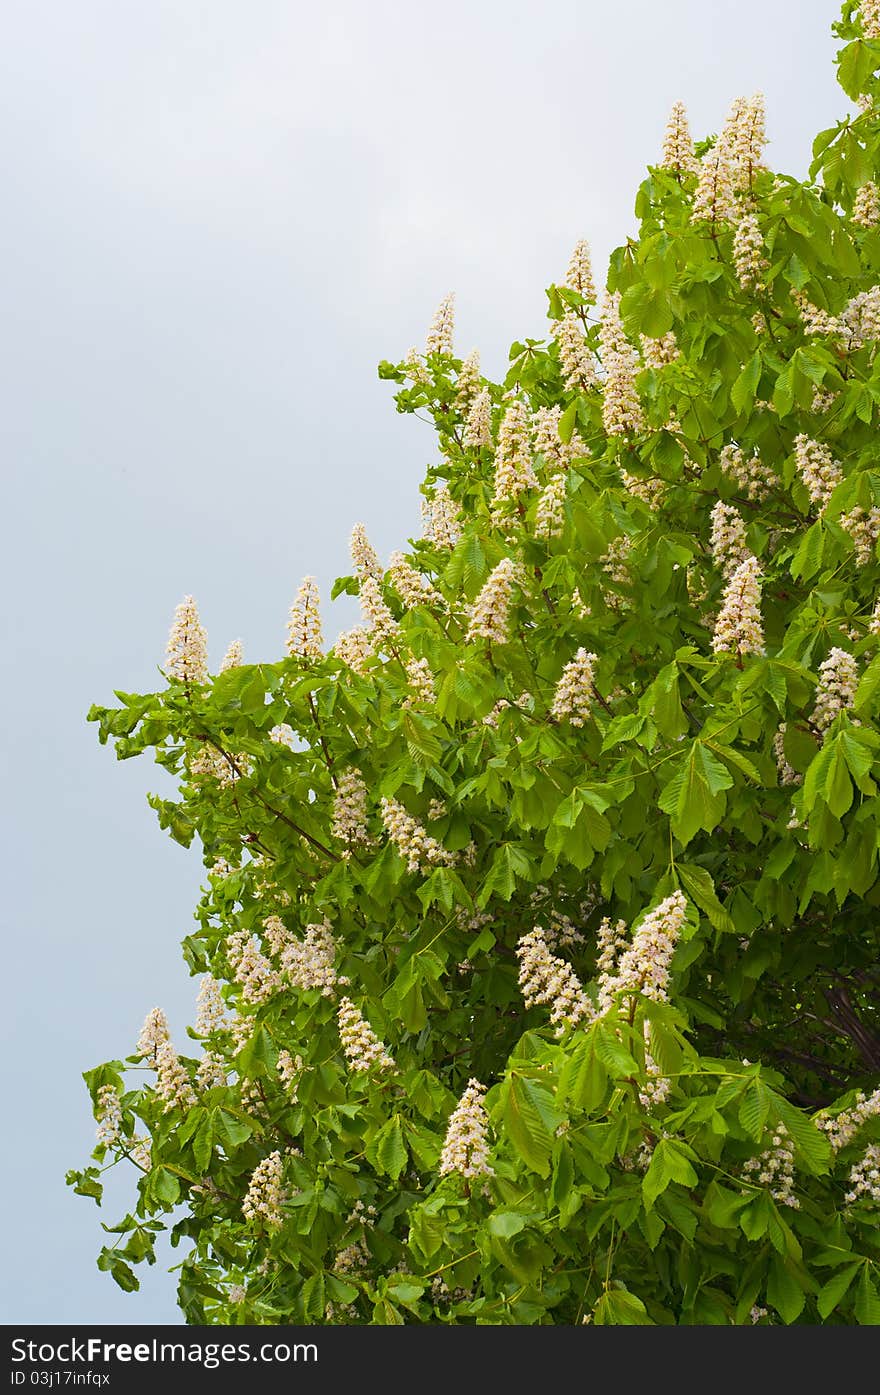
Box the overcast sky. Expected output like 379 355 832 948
1 0 846 1324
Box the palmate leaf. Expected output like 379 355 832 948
658 741 733 845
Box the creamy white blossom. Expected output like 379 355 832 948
733 213 767 290
359 576 398 645
719 443 777 501
282 919 345 997
564 238 597 301
743 1125 799 1208
337 997 396 1073
137 1007 170 1065
534 474 567 539
516 928 594 1034
456 348 481 408
811 648 859 732
554 312 599 390
226 930 280 1004
853 181 880 227
602 891 688 1004
165 596 208 684
439 1079 494 1179
332 769 372 849
425 292 455 355
466 558 520 645
464 387 493 448
388 551 443 610
333 625 374 675
350 523 383 585
195 976 228 1036
660 100 697 175
421 485 460 549
219 639 243 672
95 1085 122 1147
243 1151 284 1229
710 501 750 577
493 397 537 504
551 649 598 726
155 1040 196 1113
599 292 644 436
691 146 737 225
380 796 455 873
840 506 880 565
286 576 323 659
795 434 843 512
712 555 765 658
773 724 802 787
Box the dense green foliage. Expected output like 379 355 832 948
71 1 880 1325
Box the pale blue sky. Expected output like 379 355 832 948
1 0 846 1323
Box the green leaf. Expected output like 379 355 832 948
766 1256 806 1325
855 1266 880 1325
642 1139 698 1209
837 39 876 100
488 1211 528 1239
658 741 733 846
677 864 735 934
731 353 761 416
592 1288 653 1325
739 1079 772 1141
365 1115 408 1180
301 1271 326 1323
502 1074 555 1176
817 1263 860 1320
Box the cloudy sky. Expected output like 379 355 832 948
2 0 845 1323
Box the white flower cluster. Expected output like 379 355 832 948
425 292 455 356
465 387 493 448
640 331 679 369
196 1051 226 1091
493 397 537 505
621 470 665 509
792 290 841 337
333 625 374 675
599 292 644 437
812 386 837 413
710 501 750 577
550 648 599 726
853 181 880 227
846 1143 880 1205
595 916 629 1011
742 1125 800 1208
269 723 295 748
456 348 481 408
860 0 880 40
602 534 632 588
602 891 688 1005
277 1049 303 1098
332 769 372 850
95 1085 122 1147
811 648 859 732
282 919 345 997
137 1007 170 1065
533 404 584 471
420 485 460 549
439 1079 494 1179
195 976 228 1036
660 101 697 175
817 1086 880 1152
773 725 802 787
337 998 396 1073
840 506 880 565
219 639 243 672
733 213 767 291
534 474 567 539
691 146 737 224
719 443 777 501
387 552 442 611
359 575 398 645
724 93 768 192
564 238 597 301
639 1027 671 1110
243 1151 285 1229
350 523 383 585
467 558 520 644
712 554 765 658
554 313 598 391
226 930 280 1004
403 346 430 384
165 595 208 684
155 1040 196 1113
516 928 593 1034
795 434 843 513
404 655 436 706
841 286 880 348
286 577 323 659
380 796 455 873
